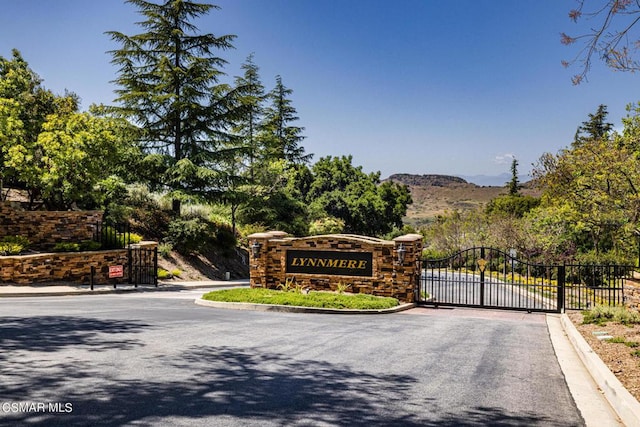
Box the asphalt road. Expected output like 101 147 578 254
0 290 584 426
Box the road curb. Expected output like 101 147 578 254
194 298 416 314
560 313 640 426
0 280 249 298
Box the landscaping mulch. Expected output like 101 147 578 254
567 311 640 403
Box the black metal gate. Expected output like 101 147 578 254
128 246 158 287
419 247 629 313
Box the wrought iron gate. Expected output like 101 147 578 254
128 246 158 287
419 247 629 313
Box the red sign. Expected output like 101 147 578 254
109 265 124 278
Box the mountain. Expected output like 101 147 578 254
385 173 538 227
460 173 531 187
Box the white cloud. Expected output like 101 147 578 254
493 153 516 165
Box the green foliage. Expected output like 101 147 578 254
485 195 540 218
166 212 236 254
301 156 412 237
52 242 81 252
171 269 182 278
100 225 140 249
335 282 351 294
166 216 212 253
0 235 30 255
0 50 141 210
582 305 640 326
157 268 171 279
508 158 520 196
1 235 30 248
236 162 309 236
309 216 345 235
158 243 173 259
107 0 237 214
534 105 640 260
202 288 399 310
421 247 451 261
79 240 102 251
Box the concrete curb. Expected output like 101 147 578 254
0 280 249 298
560 313 640 426
194 298 416 314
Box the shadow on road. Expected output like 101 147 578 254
2 332 568 426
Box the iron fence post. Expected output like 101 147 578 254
154 247 158 287
480 247 485 307
557 264 565 313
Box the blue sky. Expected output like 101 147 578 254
1 0 639 180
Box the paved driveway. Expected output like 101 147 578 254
0 291 584 426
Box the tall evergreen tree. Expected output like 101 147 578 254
233 54 265 181
508 158 520 196
261 75 311 166
573 104 613 147
106 0 236 214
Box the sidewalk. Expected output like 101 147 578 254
0 279 249 297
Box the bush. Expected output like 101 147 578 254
309 216 345 235
166 213 236 254
166 216 212 253
0 235 31 255
158 243 173 258
157 268 171 279
52 242 81 252
582 305 640 325
79 240 102 251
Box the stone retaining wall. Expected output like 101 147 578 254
0 202 102 250
0 242 157 286
248 232 423 303
625 280 640 311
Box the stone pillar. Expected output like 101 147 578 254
393 234 424 302
247 231 288 288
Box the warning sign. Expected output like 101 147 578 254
109 265 124 278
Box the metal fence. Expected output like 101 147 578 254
93 221 131 249
420 247 633 312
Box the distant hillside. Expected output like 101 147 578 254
386 174 539 227
387 174 470 187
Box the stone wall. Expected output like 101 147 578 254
0 202 102 250
625 280 640 311
0 242 158 285
248 232 423 303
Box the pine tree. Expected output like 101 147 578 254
233 54 265 181
261 75 311 166
508 158 520 196
106 0 236 214
573 104 613 147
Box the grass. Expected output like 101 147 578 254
202 288 400 310
582 305 640 326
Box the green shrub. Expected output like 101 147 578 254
582 305 640 325
1 235 31 249
166 216 212 253
79 240 102 251
157 268 171 279
52 242 81 252
158 243 173 258
0 242 24 255
171 269 182 278
309 216 345 235
0 235 30 255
